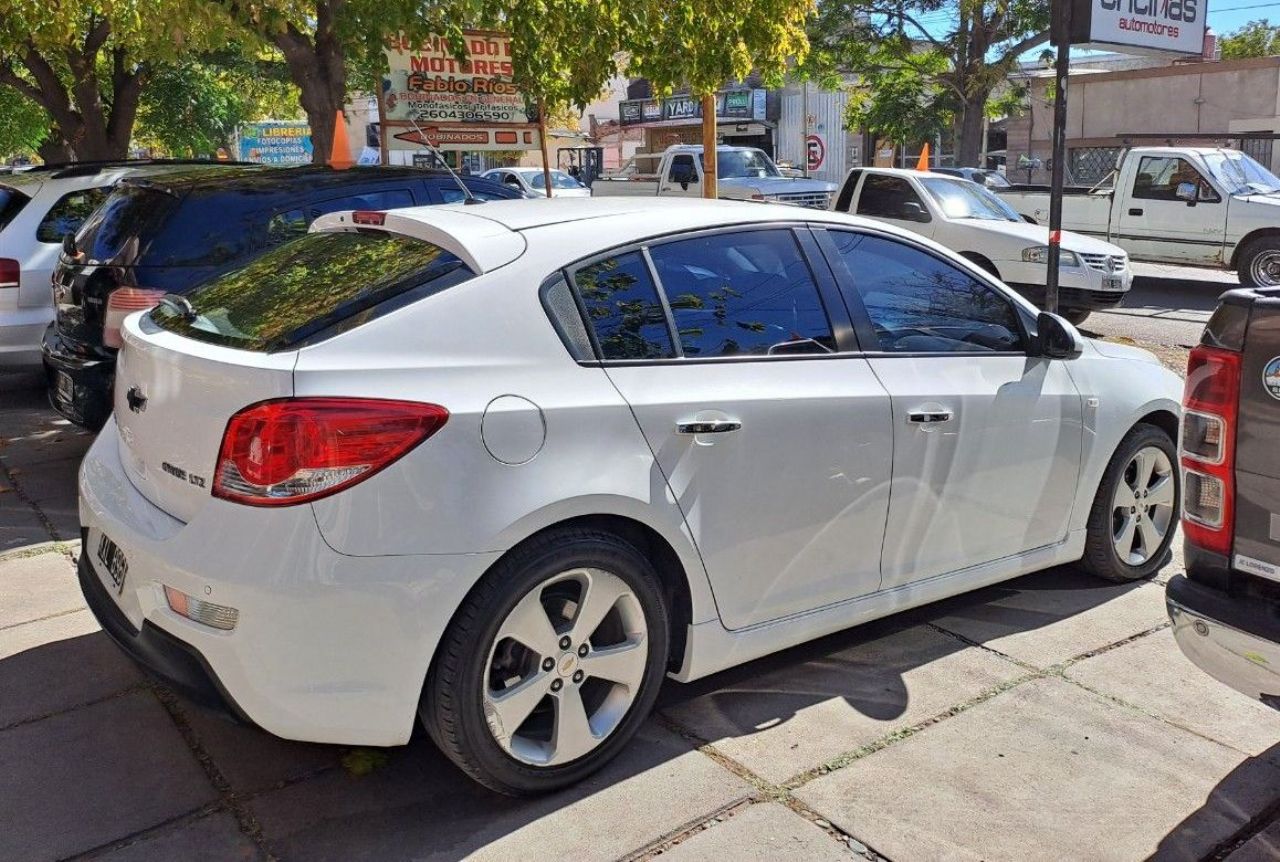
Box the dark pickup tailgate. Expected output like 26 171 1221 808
1236 290 1280 577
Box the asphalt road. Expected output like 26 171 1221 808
1080 262 1237 357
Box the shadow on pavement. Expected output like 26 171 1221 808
1152 741 1280 861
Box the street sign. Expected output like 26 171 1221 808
1067 0 1206 57
236 122 312 165
806 134 826 171
390 126 536 151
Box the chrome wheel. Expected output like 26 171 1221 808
1111 445 1176 566
1249 249 1280 287
483 568 648 767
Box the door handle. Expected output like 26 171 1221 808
907 410 953 424
1128 207 1144 216
676 419 742 435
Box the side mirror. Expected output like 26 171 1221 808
901 201 930 223
1033 311 1084 360
1176 181 1198 205
61 232 77 258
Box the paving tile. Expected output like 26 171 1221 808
663 623 1024 784
796 677 1280 862
1227 818 1280 862
88 811 265 862
1066 628 1280 764
924 567 1169 668
249 722 751 862
0 607 100 660
0 629 142 727
0 550 80 627
0 691 219 861
182 705 341 795
660 802 853 861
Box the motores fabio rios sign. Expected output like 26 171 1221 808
382 32 533 126
1068 0 1206 56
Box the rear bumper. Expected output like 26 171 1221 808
41 325 115 429
78 537 252 724
78 420 501 745
1166 574 1280 710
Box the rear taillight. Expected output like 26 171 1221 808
212 398 448 507
1181 345 1241 555
104 287 166 348
0 258 18 289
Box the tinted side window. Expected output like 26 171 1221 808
649 229 834 357
310 188 415 219
834 170 862 213
856 175 928 221
1132 156 1214 201
437 186 516 203
829 231 1024 353
37 187 109 243
572 251 675 360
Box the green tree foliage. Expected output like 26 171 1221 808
137 49 299 156
807 0 1048 165
0 0 236 160
0 84 49 158
1220 19 1280 59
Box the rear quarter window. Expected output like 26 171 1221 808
0 185 32 232
151 230 473 352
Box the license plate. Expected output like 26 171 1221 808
1103 276 1124 291
55 371 73 402
96 533 128 594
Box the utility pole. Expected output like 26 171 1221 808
1045 0 1072 316
702 93 718 199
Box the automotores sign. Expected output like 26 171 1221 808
236 122 312 165
1068 0 1206 56
381 31 537 152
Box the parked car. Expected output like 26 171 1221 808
832 167 1132 325
933 166 1012 189
77 197 1182 796
593 145 837 208
1167 285 1280 709
480 167 591 198
43 165 521 429
999 146 1280 287
0 160 242 367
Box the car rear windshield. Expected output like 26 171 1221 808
150 230 473 352
74 185 177 262
0 185 31 232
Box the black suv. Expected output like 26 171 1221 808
43 165 522 428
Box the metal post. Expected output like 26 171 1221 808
702 93 718 199
1046 0 1072 316
801 80 810 178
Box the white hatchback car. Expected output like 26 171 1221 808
481 166 592 198
79 198 1182 795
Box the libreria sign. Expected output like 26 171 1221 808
1069 0 1206 56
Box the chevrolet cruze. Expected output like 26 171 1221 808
78 198 1183 794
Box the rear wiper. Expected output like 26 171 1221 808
157 293 196 322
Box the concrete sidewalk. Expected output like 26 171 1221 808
3 368 1279 861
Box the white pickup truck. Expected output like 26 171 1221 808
832 166 1131 324
999 146 1280 287
592 145 838 209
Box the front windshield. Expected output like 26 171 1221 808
1203 151 1280 195
920 177 1021 221
700 149 781 179
527 170 585 190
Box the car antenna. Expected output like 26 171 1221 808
406 117 480 205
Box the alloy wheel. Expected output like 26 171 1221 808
1111 445 1176 566
1250 250 1280 287
482 568 648 766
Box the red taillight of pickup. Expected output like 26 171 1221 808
0 258 19 289
1181 344 1242 555
104 287 166 348
212 398 449 507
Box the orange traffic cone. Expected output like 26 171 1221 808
329 110 354 170
915 142 930 171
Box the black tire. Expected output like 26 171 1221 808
421 528 670 795
961 252 1000 279
1080 423 1180 582
1061 308 1091 326
1237 235 1280 288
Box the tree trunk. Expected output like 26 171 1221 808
37 134 73 165
957 94 987 167
274 6 347 166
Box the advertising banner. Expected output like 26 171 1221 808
236 122 313 165
383 31 534 126
1068 0 1206 56
619 90 766 127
